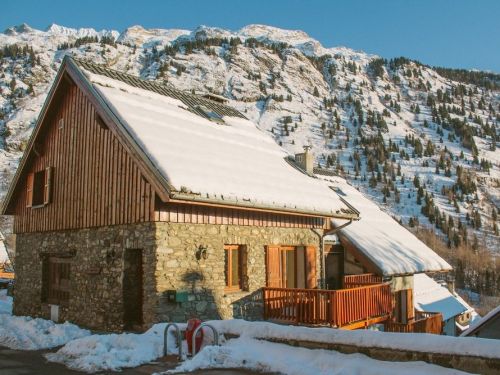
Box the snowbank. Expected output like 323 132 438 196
46 323 187 373
0 315 90 350
169 336 469 375
0 290 89 350
208 319 500 359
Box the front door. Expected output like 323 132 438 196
123 249 143 330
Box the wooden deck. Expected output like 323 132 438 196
385 311 443 334
263 283 393 329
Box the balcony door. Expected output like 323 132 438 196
266 245 317 289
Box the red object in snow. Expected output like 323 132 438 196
186 318 203 355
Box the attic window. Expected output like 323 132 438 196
196 105 225 124
27 167 53 208
96 114 108 130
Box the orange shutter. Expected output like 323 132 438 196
265 245 281 287
44 166 53 205
26 172 34 208
406 288 415 321
305 245 317 288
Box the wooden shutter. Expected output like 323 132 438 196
241 245 248 290
406 288 415 321
44 166 53 205
26 172 34 208
265 245 281 287
305 245 317 289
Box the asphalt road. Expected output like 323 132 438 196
0 346 266 375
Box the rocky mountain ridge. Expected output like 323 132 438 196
0 23 498 261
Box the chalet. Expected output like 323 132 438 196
1 56 361 332
1 56 457 334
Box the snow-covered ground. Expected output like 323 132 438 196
46 323 186 372
0 292 496 375
169 336 469 375
0 290 90 350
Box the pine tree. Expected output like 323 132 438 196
313 87 319 97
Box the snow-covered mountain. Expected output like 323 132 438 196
0 23 498 257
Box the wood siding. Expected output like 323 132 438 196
13 79 155 233
155 201 327 229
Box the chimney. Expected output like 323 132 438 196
295 146 314 175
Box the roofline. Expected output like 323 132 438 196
169 192 359 220
2 56 361 220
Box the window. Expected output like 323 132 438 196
224 245 247 291
42 257 71 305
266 245 317 289
27 167 52 208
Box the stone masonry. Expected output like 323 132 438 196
154 222 321 323
13 223 157 332
13 221 321 332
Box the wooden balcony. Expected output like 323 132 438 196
343 273 382 289
385 311 443 334
263 283 393 329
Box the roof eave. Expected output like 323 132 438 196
169 192 359 220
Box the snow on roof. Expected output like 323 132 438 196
326 178 452 276
82 67 351 216
413 274 467 321
461 305 500 337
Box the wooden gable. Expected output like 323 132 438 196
9 74 158 233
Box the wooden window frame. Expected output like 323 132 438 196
42 256 71 306
27 167 53 209
265 245 317 289
224 245 246 292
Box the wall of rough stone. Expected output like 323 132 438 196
153 222 321 323
13 223 157 332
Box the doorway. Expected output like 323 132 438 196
123 249 143 330
325 244 344 289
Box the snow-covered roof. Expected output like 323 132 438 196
325 178 452 276
413 274 468 321
73 58 354 217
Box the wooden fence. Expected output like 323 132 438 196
263 284 393 328
385 311 443 334
343 273 382 289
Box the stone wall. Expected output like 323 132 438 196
153 222 321 323
13 223 157 332
13 221 322 332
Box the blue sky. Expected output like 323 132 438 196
2 0 499 72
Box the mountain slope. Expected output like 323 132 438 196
0 23 498 260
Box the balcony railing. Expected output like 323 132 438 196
343 273 382 289
263 283 393 329
385 311 443 334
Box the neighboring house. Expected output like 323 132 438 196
311 174 453 331
1 56 359 332
461 306 500 339
413 273 475 336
